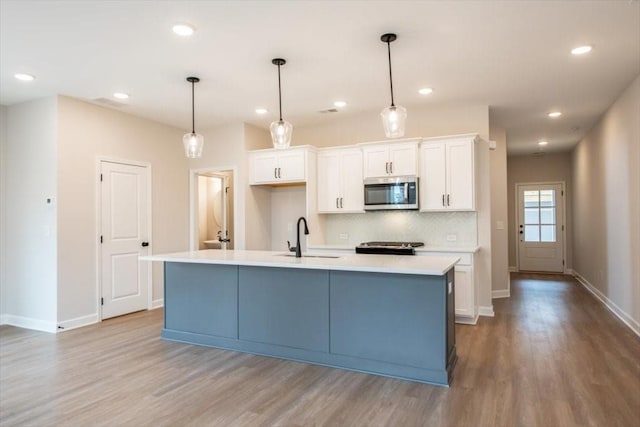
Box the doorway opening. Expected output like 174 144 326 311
190 168 235 251
515 182 566 273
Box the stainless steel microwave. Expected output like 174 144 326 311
363 176 419 211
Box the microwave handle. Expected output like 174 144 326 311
404 182 408 200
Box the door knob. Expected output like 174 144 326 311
141 241 149 247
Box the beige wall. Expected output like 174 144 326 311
3 97 58 330
507 152 573 270
57 96 189 324
0 105 6 318
572 74 640 329
489 126 509 295
295 103 489 146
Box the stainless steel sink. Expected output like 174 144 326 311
275 253 342 259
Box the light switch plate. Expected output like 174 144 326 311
446 234 457 242
496 221 504 230
339 233 349 240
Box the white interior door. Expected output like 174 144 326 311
517 183 564 272
100 161 150 319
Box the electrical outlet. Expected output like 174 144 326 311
446 234 457 242
339 233 349 240
496 221 504 230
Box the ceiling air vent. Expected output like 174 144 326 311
318 108 339 114
532 151 546 157
91 97 127 108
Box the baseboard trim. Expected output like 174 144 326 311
151 299 164 310
0 314 7 325
492 289 511 299
573 271 640 338
508 266 518 273
478 305 495 317
57 313 99 332
1 314 57 333
455 315 478 325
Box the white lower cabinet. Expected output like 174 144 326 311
417 250 477 324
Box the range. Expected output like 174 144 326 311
355 241 424 256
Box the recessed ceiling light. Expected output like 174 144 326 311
255 108 268 115
14 73 35 81
418 87 433 95
172 23 195 36
538 141 549 146
548 111 562 118
571 45 592 55
113 92 129 100
333 101 347 108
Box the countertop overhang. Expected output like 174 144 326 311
141 249 459 276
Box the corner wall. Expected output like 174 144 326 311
572 74 640 333
0 105 8 320
489 126 509 297
3 97 58 331
56 96 189 326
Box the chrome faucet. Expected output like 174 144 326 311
289 216 309 258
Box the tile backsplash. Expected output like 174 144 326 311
322 211 478 247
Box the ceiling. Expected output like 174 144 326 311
1 1 638 155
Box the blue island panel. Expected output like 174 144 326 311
239 266 329 352
164 262 238 338
330 271 446 370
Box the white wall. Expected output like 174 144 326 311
3 97 58 331
489 126 510 296
0 105 8 319
57 96 188 325
572 74 640 333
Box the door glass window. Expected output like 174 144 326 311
523 189 557 242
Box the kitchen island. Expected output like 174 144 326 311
142 250 459 386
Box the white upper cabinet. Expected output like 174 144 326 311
420 134 477 211
250 147 310 185
317 148 364 213
361 140 419 178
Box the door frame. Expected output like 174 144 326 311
514 181 567 273
96 157 153 321
189 165 240 251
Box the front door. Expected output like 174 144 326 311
517 183 564 272
100 160 150 319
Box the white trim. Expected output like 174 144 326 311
151 299 164 310
2 315 57 333
508 266 518 273
573 271 640 338
478 305 495 317
514 181 567 273
456 315 479 325
96 157 153 320
57 313 99 332
564 268 574 275
189 166 240 251
492 289 511 299
0 314 8 325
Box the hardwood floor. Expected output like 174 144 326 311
1 273 639 426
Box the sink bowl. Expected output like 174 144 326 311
276 253 342 259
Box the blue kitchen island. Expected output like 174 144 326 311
143 250 459 386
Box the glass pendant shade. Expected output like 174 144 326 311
270 119 293 149
183 132 204 158
380 105 407 138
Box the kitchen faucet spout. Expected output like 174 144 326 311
295 216 309 258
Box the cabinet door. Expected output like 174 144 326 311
454 265 474 318
446 139 474 210
317 152 342 212
388 142 418 176
419 143 447 210
251 152 279 184
339 150 364 211
362 146 389 178
278 150 306 182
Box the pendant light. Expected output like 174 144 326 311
183 76 204 158
270 58 293 149
380 33 407 138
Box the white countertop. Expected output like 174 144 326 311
308 244 479 254
141 249 459 276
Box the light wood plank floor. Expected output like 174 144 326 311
1 273 639 426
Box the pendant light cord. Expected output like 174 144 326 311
277 63 283 121
191 80 196 133
386 41 395 107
